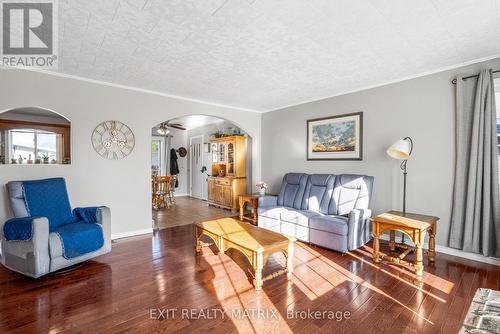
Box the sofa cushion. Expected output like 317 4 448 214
277 173 308 210
281 208 322 227
301 174 336 214
257 206 285 220
49 222 104 259
21 178 75 230
309 215 349 235
329 174 374 216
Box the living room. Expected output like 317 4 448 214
1 1 500 333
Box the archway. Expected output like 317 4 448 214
0 106 71 165
150 114 254 230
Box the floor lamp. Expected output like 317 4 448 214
386 137 414 243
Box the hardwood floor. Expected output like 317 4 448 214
153 196 233 229
1 199 499 333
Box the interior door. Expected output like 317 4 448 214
190 136 203 199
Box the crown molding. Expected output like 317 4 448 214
17 68 263 114
264 53 500 113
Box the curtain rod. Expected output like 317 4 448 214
451 69 500 84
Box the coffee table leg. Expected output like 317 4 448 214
239 198 244 220
195 227 201 253
287 242 294 280
254 252 264 290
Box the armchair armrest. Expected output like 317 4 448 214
73 206 111 252
258 195 278 207
1 217 50 277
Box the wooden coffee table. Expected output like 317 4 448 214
371 211 439 276
194 217 295 290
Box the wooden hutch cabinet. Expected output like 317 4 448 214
207 136 247 211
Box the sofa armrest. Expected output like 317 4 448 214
348 209 372 224
259 195 278 207
1 217 50 277
346 209 373 251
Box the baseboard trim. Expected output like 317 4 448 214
111 228 153 240
174 193 188 197
379 234 500 266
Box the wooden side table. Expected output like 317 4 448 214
238 193 276 225
371 211 439 276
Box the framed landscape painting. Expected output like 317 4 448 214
307 112 363 160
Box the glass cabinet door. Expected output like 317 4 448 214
218 143 226 162
211 143 218 162
227 142 234 175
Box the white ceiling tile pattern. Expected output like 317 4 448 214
56 0 500 111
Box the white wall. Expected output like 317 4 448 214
261 57 500 248
0 69 261 238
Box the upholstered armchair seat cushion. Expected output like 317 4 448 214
50 222 104 259
280 208 322 227
309 215 349 235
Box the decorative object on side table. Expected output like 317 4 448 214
255 181 268 195
371 211 438 277
387 136 414 243
307 112 363 160
92 120 135 160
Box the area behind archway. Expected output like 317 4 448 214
151 114 254 229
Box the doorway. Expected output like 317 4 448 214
190 135 204 199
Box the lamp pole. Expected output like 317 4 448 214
400 137 413 243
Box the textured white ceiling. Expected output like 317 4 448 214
57 0 500 112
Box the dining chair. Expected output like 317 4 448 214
167 175 177 205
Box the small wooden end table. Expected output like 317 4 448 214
238 193 276 225
371 211 439 276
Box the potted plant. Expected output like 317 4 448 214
211 130 223 139
0 155 5 164
27 154 33 164
41 153 50 164
51 159 57 164
35 158 41 164
255 181 268 196
18 155 23 164
10 158 17 164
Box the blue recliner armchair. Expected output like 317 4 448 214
0 178 111 278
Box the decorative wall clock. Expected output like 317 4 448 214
92 120 135 160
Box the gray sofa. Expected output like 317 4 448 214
258 173 374 253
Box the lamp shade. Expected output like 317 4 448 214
387 139 411 160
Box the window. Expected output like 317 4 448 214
151 139 162 176
9 129 60 164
